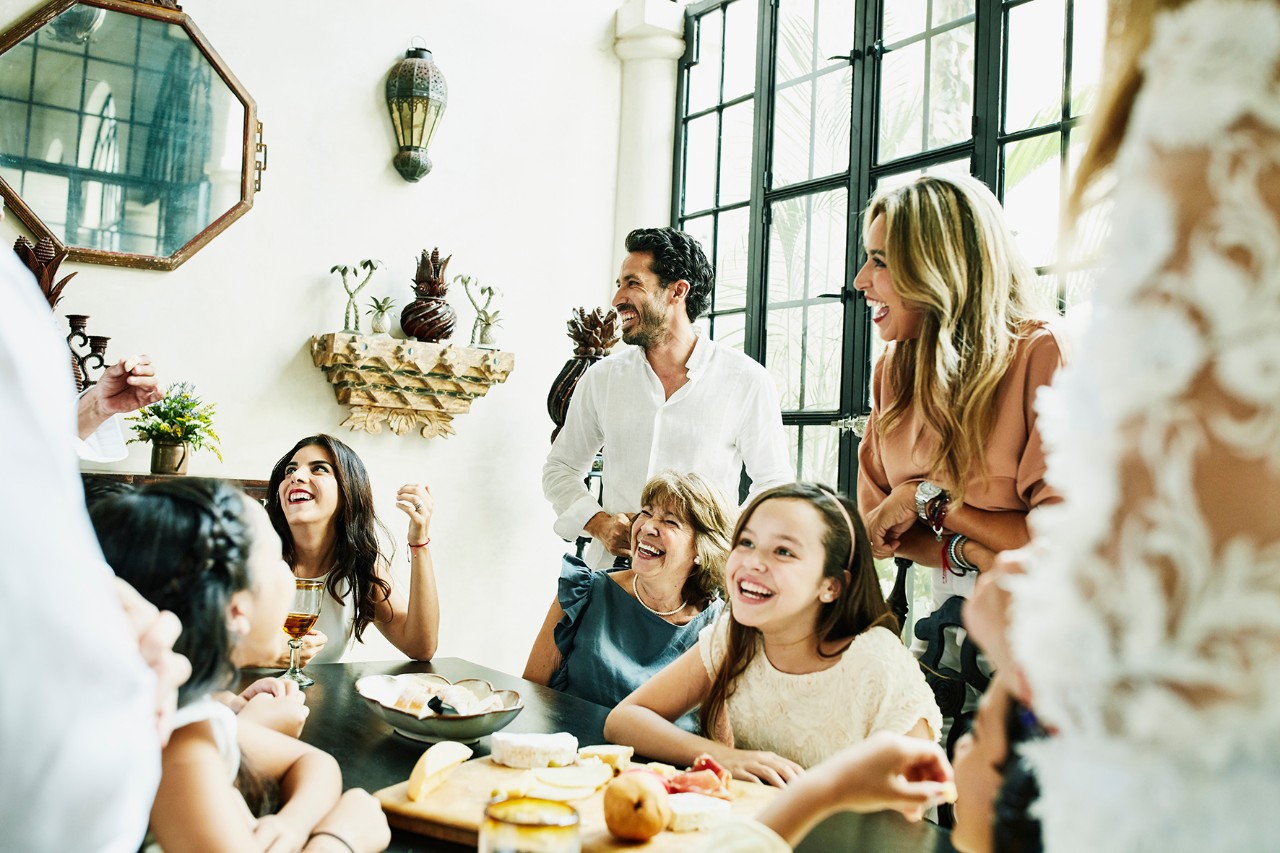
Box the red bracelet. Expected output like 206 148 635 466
409 538 431 548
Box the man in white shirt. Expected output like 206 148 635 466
1 205 186 851
543 227 791 568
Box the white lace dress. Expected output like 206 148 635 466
698 614 942 768
1008 2 1280 849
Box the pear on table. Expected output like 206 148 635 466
407 741 474 801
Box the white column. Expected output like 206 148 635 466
612 0 685 279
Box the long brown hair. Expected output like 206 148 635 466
866 175 1054 502
266 435 391 641
639 471 734 610
699 483 894 741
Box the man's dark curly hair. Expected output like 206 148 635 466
624 227 714 321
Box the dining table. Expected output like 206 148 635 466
245 657 947 853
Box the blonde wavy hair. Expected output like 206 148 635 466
865 175 1054 501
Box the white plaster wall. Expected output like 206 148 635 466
0 0 625 673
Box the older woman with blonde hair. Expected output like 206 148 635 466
854 174 1067 741
525 471 733 729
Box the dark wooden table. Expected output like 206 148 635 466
247 658 945 852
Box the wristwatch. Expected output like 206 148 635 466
915 481 948 522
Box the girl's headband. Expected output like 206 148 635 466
818 487 857 581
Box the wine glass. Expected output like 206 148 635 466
281 577 325 687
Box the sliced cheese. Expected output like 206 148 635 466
645 761 681 780
526 783 600 802
407 741 473 801
578 744 633 772
531 761 613 791
490 732 579 769
666 792 731 832
489 770 537 800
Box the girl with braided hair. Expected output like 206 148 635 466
91 478 389 853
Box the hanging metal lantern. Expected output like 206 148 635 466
385 46 447 182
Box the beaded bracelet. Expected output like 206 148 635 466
947 533 978 574
926 495 950 541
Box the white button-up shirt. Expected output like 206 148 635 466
543 334 792 568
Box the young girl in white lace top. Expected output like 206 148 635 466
605 483 941 785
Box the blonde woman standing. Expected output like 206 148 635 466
853 175 1066 729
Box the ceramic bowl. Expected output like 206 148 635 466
355 673 523 744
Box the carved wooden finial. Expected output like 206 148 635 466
566 306 621 359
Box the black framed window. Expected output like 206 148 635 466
674 0 1106 495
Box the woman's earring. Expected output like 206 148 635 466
693 555 701 565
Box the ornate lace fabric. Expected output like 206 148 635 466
1008 2 1280 849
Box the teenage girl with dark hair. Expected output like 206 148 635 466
91 478 389 852
265 434 440 664
605 483 940 785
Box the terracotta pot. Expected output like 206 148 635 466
150 440 189 475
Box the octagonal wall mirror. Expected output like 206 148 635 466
0 0 263 270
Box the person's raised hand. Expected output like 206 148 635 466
396 483 433 546
91 355 164 416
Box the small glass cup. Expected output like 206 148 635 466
478 797 580 853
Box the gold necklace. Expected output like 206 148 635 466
632 575 686 617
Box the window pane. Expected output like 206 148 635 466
766 189 847 305
1005 0 1065 133
927 22 974 150
1002 131 1063 268
687 9 723 114
791 424 841 482
710 310 746 352
878 40 924 163
765 189 847 413
935 0 976 27
775 0 816 85
1070 0 1107 117
681 214 715 269
720 99 754 205
682 113 717 214
816 0 857 66
715 206 750 312
772 65 850 189
723 0 757 102
884 4 925 43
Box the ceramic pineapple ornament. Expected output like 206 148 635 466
400 248 457 342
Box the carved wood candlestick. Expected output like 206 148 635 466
546 307 621 442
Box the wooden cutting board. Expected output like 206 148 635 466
375 757 780 851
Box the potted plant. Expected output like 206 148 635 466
128 381 223 475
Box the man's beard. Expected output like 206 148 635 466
621 301 669 348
